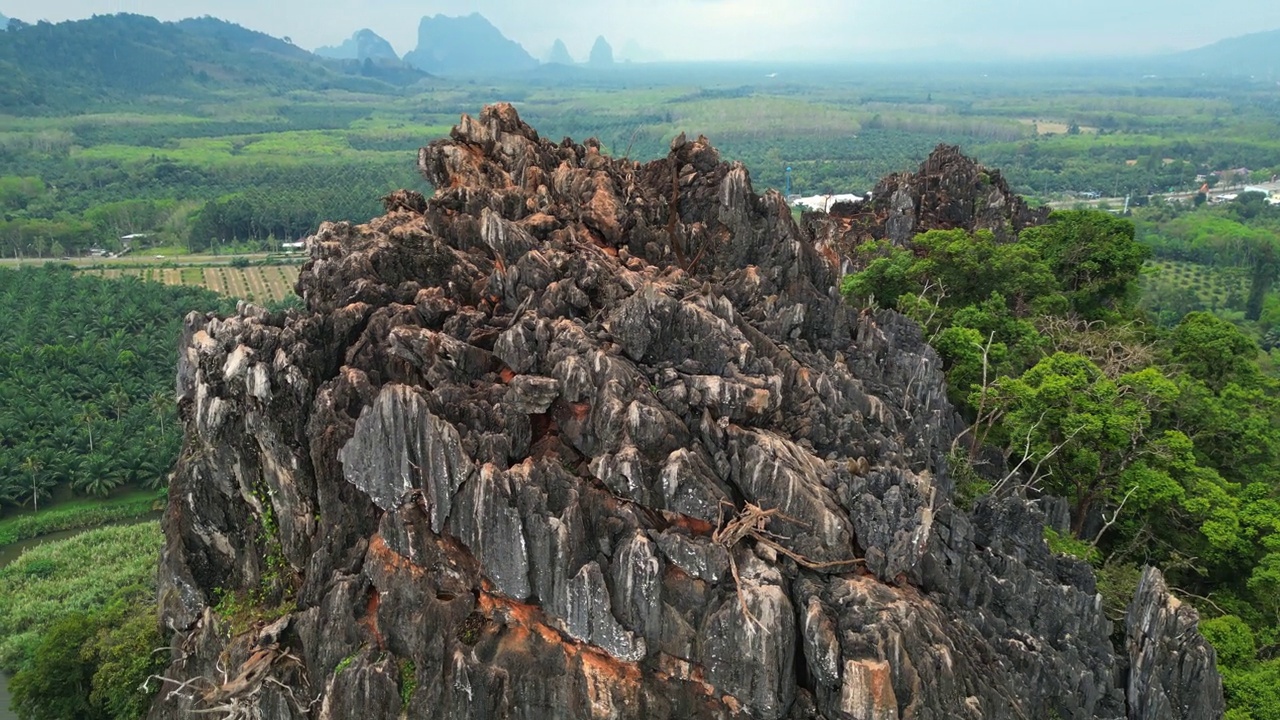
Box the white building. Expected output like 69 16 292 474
791 194 866 212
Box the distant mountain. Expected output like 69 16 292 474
545 38 574 65
403 13 538 75
588 36 614 66
0 13 9 30
0 14 424 112
1160 28 1280 76
315 28 399 62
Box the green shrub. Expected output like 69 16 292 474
1043 526 1101 565
1201 615 1256 667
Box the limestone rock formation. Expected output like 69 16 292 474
589 36 614 66
546 39 575 66
813 144 1049 256
148 104 1223 720
403 13 537 75
314 29 399 62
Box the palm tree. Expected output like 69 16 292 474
78 403 101 452
75 453 122 498
106 386 130 424
20 455 49 512
150 390 174 435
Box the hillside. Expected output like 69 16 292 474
1161 28 1280 76
0 14 420 112
403 12 538 75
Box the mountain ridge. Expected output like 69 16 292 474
0 14 423 112
1161 27 1280 75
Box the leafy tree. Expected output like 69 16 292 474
987 353 1181 536
7 613 102 720
1168 312 1262 392
1020 210 1149 318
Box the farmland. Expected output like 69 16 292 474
76 262 300 304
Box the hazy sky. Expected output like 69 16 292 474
3 0 1279 61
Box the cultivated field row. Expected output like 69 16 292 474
80 265 300 304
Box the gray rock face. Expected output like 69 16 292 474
1126 567 1225 720
148 104 1223 720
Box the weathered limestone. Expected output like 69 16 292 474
149 104 1222 720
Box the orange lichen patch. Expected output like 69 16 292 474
367 533 428 581
662 512 715 536
500 368 517 384
519 212 557 234
569 402 591 422
840 659 898 719
478 591 644 689
819 243 841 269
359 584 385 650
654 654 713 694
580 650 642 719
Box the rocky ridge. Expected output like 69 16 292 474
812 144 1050 258
149 104 1222 719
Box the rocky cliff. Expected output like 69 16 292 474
813 144 1049 257
148 104 1222 720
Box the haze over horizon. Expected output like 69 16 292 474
2 0 1279 62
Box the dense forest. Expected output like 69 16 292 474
844 209 1280 718
0 266 231 510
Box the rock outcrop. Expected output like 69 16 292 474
149 105 1223 720
813 144 1049 257
1126 567 1225 720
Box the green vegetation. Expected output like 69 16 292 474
0 490 162 546
399 658 418 708
1 522 165 720
842 210 1280 717
0 266 231 513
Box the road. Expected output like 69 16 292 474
0 252 290 268
1045 180 1280 210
